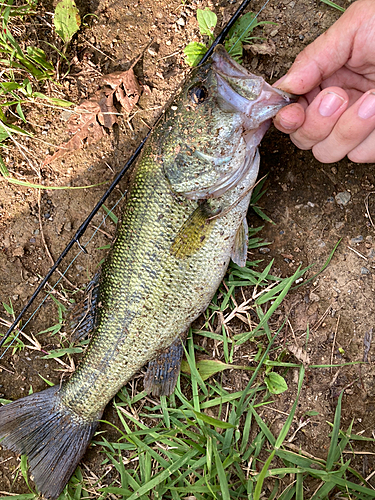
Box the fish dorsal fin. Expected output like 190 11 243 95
231 217 248 267
144 333 187 396
68 271 100 341
170 203 216 259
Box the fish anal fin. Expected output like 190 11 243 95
231 217 248 267
68 271 101 341
170 204 216 259
144 333 187 397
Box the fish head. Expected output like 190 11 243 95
161 45 296 199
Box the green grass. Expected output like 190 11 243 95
0 0 78 183
0 181 371 500
184 8 275 66
320 0 345 12
0 3 370 498
2 223 373 500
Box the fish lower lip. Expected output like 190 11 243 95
215 71 297 129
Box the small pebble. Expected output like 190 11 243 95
331 166 338 174
361 267 370 275
259 247 270 254
350 235 363 245
148 46 158 57
310 292 320 302
63 221 72 232
335 191 351 206
176 17 185 26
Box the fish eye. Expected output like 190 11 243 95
188 85 208 104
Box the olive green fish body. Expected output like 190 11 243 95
60 140 256 420
0 46 296 499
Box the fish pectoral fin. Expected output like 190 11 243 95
231 217 248 267
144 333 187 397
68 271 101 342
170 203 217 259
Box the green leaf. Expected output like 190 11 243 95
41 347 83 359
225 11 275 62
54 0 81 43
102 204 118 224
0 157 9 176
181 358 254 381
264 372 288 394
320 0 345 12
183 41 207 67
33 92 75 107
196 8 217 38
193 410 236 429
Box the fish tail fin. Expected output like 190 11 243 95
0 385 99 500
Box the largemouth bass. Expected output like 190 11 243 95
0 46 294 499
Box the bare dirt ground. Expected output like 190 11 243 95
2 0 374 495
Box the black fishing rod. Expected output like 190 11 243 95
0 0 254 348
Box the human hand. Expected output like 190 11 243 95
273 0 375 163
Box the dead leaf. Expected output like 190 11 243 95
102 68 142 114
245 41 276 56
288 344 310 365
98 87 117 128
43 100 105 166
43 67 144 165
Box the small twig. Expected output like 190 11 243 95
364 328 373 362
347 245 368 261
157 50 181 61
0 363 15 374
343 451 375 455
287 419 310 443
90 224 113 239
366 469 375 483
365 191 375 229
311 304 332 332
330 314 341 372
78 36 116 62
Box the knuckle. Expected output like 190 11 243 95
312 144 342 163
334 124 356 144
290 134 312 151
292 127 322 148
347 147 375 164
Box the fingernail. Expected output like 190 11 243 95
318 92 345 117
358 92 375 119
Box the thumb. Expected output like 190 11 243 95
276 0 368 95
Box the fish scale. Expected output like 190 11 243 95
0 46 295 499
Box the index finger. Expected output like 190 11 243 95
276 0 374 95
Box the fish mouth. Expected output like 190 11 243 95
211 45 297 128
